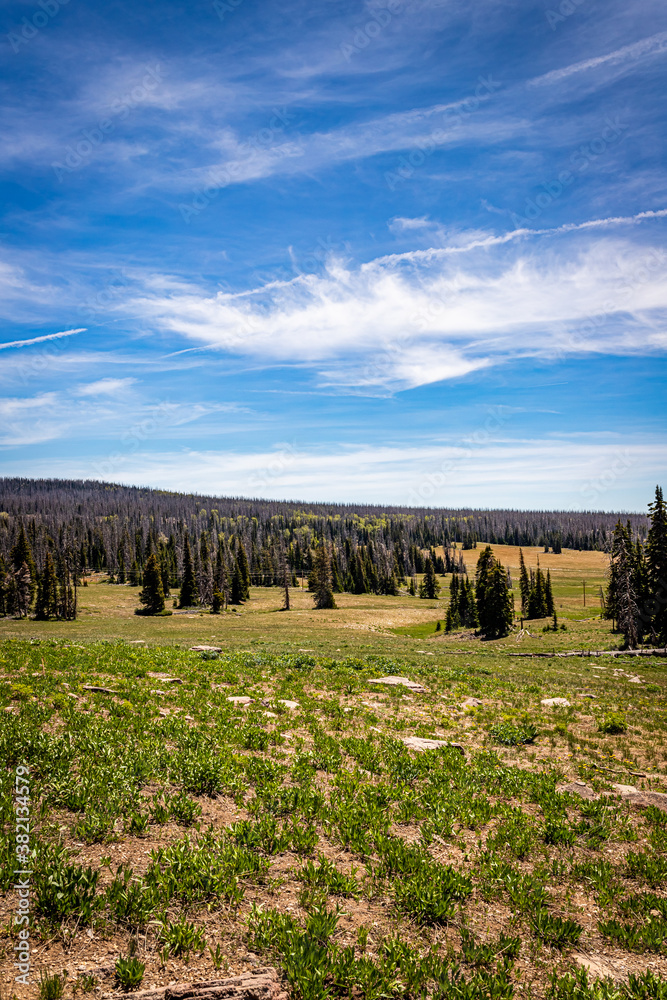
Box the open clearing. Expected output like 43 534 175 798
1 545 666 999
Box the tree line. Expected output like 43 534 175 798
0 479 663 646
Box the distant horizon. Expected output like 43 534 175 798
0 475 652 518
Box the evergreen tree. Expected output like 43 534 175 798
14 563 32 618
475 547 514 639
138 553 165 615
408 577 416 596
646 485 667 643
312 540 336 609
609 520 640 649
446 574 461 630
58 549 77 620
11 524 36 607
350 552 368 594
0 555 7 615
236 541 251 601
518 548 530 617
459 577 479 628
527 561 549 619
545 570 554 617
160 557 171 598
419 558 440 599
331 550 344 593
35 551 59 620
199 533 213 606
129 559 141 586
178 535 199 607
214 537 229 608
230 563 245 604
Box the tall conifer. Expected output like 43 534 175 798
35 551 58 619
518 548 530 616
179 535 198 607
647 486 667 643
313 540 336 609
138 553 165 615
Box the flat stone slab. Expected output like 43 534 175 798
611 783 667 813
126 967 287 1000
191 645 223 652
461 697 482 708
227 695 254 706
402 736 465 755
557 781 667 812
148 673 183 683
541 697 571 707
368 675 426 692
83 685 118 695
277 699 299 710
558 781 598 800
572 953 621 981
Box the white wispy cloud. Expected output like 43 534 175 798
529 31 667 87
0 328 85 351
75 377 137 396
122 215 667 391
10 437 662 510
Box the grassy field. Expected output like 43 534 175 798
1 545 666 999
0 545 611 658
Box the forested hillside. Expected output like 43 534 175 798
0 478 648 606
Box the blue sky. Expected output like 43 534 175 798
1 0 666 510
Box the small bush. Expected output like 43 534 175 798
489 721 538 746
115 954 145 987
598 713 627 735
531 908 582 948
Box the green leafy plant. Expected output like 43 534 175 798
531 908 582 949
489 721 538 746
598 713 627 735
115 954 145 988
39 971 66 1000
160 916 206 960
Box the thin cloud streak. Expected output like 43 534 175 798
0 328 85 351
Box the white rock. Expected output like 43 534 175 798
368 675 426 692
402 736 465 754
541 697 571 707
